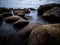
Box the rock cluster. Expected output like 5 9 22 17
37 3 60 23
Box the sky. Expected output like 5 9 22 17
0 0 60 8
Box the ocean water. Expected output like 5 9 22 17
0 0 60 9
0 0 60 30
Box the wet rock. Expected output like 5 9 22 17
13 8 30 14
17 13 25 17
17 22 41 45
13 18 29 29
22 8 30 14
2 12 12 18
28 8 36 11
0 8 11 12
42 7 60 23
14 10 25 15
5 16 20 24
28 24 60 45
37 3 60 15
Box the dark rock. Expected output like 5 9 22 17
13 8 30 14
28 24 60 45
0 8 11 12
37 3 60 15
2 12 12 17
42 7 60 23
5 16 20 24
22 8 30 14
17 22 41 45
28 8 36 11
17 13 25 17
13 18 29 29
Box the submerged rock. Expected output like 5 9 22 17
28 24 60 45
0 27 20 45
42 7 60 23
5 16 20 24
13 18 29 29
37 3 60 15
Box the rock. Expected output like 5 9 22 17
42 7 60 23
17 13 25 17
28 8 36 11
5 16 20 24
14 10 25 15
13 18 29 29
2 12 12 17
0 8 11 12
13 8 30 14
37 3 60 15
28 24 60 45
22 8 30 14
17 22 41 45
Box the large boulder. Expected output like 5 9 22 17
13 18 29 29
5 16 21 24
37 3 60 15
28 24 60 45
42 7 60 23
2 12 12 17
17 22 41 45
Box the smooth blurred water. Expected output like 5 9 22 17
0 0 60 30
0 0 60 9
